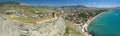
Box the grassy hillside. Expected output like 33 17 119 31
64 21 86 36
0 2 59 23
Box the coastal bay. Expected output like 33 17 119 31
82 12 106 36
88 10 120 36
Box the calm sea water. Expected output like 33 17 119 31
88 10 120 36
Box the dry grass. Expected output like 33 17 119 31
64 21 86 36
5 14 55 24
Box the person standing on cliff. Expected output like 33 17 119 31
52 12 55 17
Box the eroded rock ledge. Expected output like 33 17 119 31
0 16 67 36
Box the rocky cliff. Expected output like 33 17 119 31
0 15 67 36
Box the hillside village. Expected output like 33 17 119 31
55 6 109 24
0 2 109 24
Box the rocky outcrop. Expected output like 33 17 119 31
0 16 67 36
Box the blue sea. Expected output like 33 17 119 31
88 10 120 36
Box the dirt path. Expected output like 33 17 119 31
1 14 58 24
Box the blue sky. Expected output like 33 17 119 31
0 0 120 7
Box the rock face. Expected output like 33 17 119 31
0 16 67 36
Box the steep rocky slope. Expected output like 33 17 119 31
0 15 67 36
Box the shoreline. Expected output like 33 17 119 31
84 12 106 36
86 12 106 30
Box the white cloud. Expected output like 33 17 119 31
88 2 96 4
72 3 77 5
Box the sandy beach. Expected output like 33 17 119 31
85 10 113 30
82 12 106 36
86 12 105 30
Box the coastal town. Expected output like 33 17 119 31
0 2 118 36
55 6 109 36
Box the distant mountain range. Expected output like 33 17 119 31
0 1 120 10
60 5 88 8
1 2 19 4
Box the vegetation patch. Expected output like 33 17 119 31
64 21 86 36
12 16 34 23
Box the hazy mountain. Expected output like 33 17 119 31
60 5 87 8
